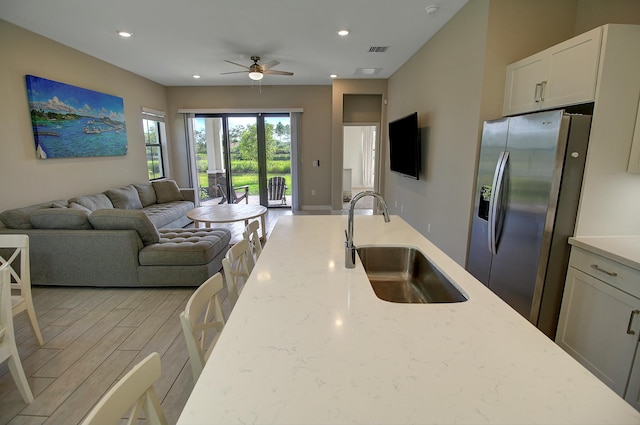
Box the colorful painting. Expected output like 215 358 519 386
25 75 127 159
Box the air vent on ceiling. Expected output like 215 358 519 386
355 68 382 76
368 46 389 53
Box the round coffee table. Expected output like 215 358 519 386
187 204 268 239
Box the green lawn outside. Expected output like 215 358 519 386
198 172 291 199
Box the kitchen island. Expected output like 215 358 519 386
177 215 640 424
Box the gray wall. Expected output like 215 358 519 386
0 19 168 212
165 85 332 209
382 0 640 265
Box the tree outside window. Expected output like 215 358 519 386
143 119 165 180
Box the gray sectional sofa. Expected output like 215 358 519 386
0 180 231 287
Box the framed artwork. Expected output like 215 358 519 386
25 75 127 159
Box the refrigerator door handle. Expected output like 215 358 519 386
488 151 509 255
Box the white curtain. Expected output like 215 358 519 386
182 113 199 203
362 127 374 187
290 112 302 212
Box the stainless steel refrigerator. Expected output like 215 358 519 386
467 109 592 339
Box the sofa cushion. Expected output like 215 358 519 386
68 193 114 212
142 201 194 229
68 202 93 214
152 180 183 203
139 228 231 266
133 182 157 207
104 185 143 210
89 209 160 245
0 200 68 229
30 208 92 230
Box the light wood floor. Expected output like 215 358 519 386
0 208 293 425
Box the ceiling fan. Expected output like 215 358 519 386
221 56 294 81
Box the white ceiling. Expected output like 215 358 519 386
0 0 468 86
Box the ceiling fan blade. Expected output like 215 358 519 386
260 60 280 71
224 60 250 69
220 70 250 75
263 70 294 76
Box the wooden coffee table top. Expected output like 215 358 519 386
187 204 267 224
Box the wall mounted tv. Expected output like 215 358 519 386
388 112 420 179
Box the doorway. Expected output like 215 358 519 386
342 124 379 212
189 113 292 209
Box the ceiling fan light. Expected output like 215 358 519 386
249 72 264 81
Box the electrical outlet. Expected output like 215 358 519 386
311 189 316 196
401 204 404 213
427 223 431 233
394 200 398 208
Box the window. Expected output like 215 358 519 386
142 108 166 180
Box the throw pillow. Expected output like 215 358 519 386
0 200 67 229
134 182 157 207
104 185 143 210
68 202 93 214
30 209 92 230
68 193 114 211
152 180 184 203
89 209 160 245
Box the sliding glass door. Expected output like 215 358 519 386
189 113 291 208
264 115 291 207
227 115 259 204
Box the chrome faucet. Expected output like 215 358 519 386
345 191 390 268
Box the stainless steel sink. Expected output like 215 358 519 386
356 246 468 303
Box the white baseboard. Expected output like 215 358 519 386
300 205 332 211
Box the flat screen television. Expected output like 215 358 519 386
388 112 420 179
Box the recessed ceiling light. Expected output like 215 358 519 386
117 31 133 38
337 29 350 36
330 74 337 79
192 74 201 79
355 68 382 75
425 5 439 15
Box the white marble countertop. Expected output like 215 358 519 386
569 236 640 270
177 215 640 425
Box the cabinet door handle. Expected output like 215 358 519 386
627 310 640 335
539 80 547 101
534 83 542 102
590 264 618 277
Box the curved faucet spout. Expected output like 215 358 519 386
345 191 390 268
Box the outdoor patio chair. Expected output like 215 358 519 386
267 176 287 206
216 183 249 204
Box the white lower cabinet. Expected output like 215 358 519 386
557 247 640 409
625 343 640 410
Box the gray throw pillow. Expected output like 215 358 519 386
30 209 92 230
0 200 67 229
152 180 184 203
68 193 114 211
104 185 143 210
134 182 157 207
68 202 93 214
89 209 160 245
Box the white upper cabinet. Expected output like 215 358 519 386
503 27 602 116
627 96 640 174
503 52 547 115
